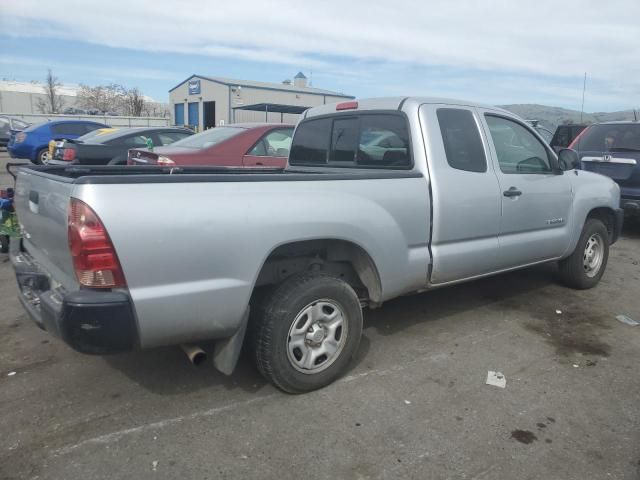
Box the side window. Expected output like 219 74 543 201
0 118 9 135
358 114 411 167
289 118 332 165
52 123 90 136
485 115 552 174
436 108 486 172
249 129 294 157
156 132 191 145
331 118 359 162
553 127 570 148
121 135 150 147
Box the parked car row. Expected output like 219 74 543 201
5 115 638 219
8 96 624 394
6 118 295 168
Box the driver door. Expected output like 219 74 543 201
479 111 573 269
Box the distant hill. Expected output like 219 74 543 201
498 104 638 130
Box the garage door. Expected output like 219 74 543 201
188 102 199 129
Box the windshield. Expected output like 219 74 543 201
576 124 640 151
12 119 29 129
169 126 244 149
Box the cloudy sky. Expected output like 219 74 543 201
1 0 638 111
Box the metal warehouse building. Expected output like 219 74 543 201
169 72 353 129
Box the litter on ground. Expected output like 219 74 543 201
7 371 16 376
486 371 506 388
616 315 639 326
556 310 562 314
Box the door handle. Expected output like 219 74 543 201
256 162 263 166
503 187 522 198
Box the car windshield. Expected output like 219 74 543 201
575 124 640 152
12 119 29 129
169 126 244 149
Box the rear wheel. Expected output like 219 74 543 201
558 218 609 289
253 272 363 393
34 148 49 165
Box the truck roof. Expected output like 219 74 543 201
304 96 514 119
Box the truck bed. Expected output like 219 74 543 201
13 164 430 349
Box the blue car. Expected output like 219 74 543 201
7 120 109 164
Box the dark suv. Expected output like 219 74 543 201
570 121 640 214
550 124 587 153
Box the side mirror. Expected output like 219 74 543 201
558 148 580 170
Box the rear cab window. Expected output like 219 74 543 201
289 113 411 169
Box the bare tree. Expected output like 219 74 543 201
77 83 125 113
77 83 149 116
121 87 145 116
36 69 64 113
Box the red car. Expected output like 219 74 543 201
128 123 294 167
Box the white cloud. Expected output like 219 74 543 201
1 0 639 108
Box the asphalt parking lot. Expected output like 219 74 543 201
1 149 639 480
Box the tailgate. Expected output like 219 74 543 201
14 168 79 291
580 152 639 181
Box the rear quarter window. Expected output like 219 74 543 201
436 108 487 172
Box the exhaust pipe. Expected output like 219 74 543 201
181 344 207 366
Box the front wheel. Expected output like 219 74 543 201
253 272 363 393
558 218 609 289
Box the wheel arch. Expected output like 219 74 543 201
252 238 384 306
586 207 617 244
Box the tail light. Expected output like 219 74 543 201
62 148 76 161
568 127 589 149
157 155 175 166
68 199 126 288
15 132 27 143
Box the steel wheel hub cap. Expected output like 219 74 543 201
287 300 348 374
583 233 604 278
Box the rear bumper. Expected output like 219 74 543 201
7 144 33 160
11 242 138 354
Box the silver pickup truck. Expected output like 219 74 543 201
10 97 622 393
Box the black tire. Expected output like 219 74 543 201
34 148 48 165
253 272 363 393
558 218 609 289
0 235 8 254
